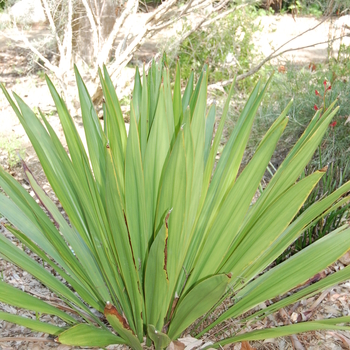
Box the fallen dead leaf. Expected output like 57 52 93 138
177 336 203 350
241 341 257 350
168 340 186 350
328 331 350 349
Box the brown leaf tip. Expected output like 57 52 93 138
104 302 131 331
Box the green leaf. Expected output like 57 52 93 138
104 302 143 350
0 311 63 335
0 232 93 316
23 170 107 305
74 66 107 196
245 264 350 322
154 128 187 311
201 224 350 334
125 104 148 283
58 324 126 347
148 324 171 350
99 68 126 203
204 104 216 166
173 62 183 135
144 86 172 239
241 103 339 236
144 224 169 329
133 66 142 123
187 113 288 287
0 281 76 324
210 318 350 348
140 65 149 161
105 148 143 334
182 71 194 114
224 170 326 283
168 274 230 339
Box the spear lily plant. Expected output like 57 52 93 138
1 61 350 348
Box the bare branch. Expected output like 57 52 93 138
145 0 178 25
202 0 258 27
150 0 196 31
267 34 350 62
81 0 99 59
62 0 73 75
266 15 332 60
95 0 139 70
208 33 350 91
108 27 148 78
92 26 148 104
190 0 214 12
2 30 61 77
41 0 62 53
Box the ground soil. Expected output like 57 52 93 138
1 10 350 350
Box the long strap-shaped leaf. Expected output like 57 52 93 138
154 128 187 315
173 62 183 135
58 324 126 347
99 68 126 204
74 66 107 197
209 317 350 348
244 264 350 322
225 170 326 287
232 183 350 286
168 274 231 340
224 103 339 265
0 311 63 335
186 115 288 289
0 234 94 317
184 79 272 281
237 102 339 240
200 224 350 335
0 281 76 324
144 224 169 330
105 148 143 336
6 225 103 318
176 73 208 281
1 85 113 301
144 86 171 240
125 104 148 286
